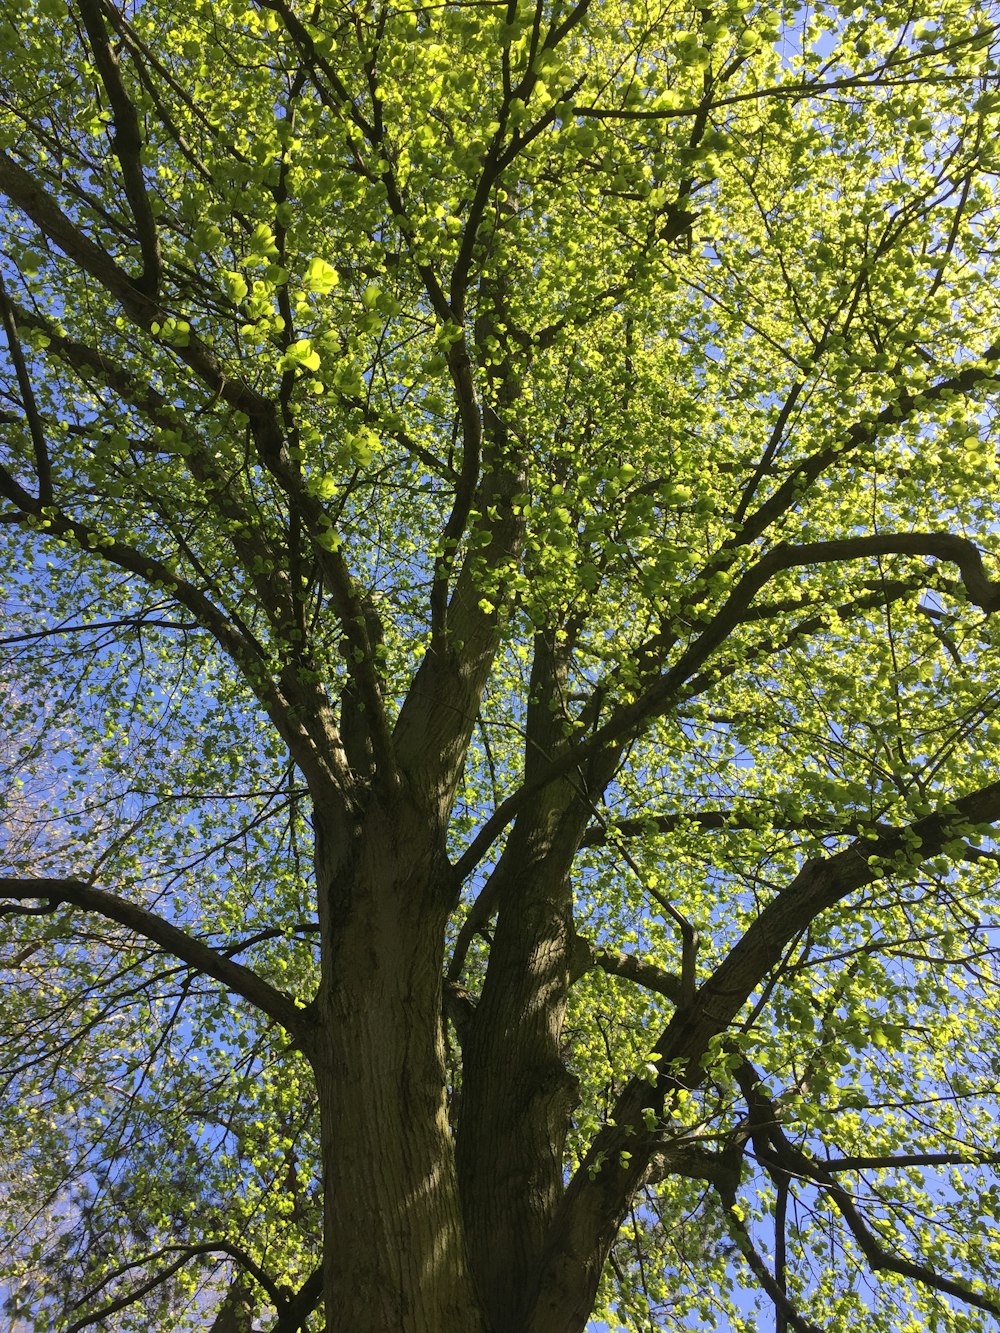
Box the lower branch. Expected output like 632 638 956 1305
526 778 1000 1330
67 1240 289 1333
0 877 305 1038
722 1201 822 1333
269 1269 322 1333
739 1063 1000 1319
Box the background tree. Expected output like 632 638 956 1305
3 0 1000 1329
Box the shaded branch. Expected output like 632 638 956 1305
0 152 284 430
0 272 51 503
736 1064 1000 1318
0 149 137 297
822 1151 1000 1172
580 807 870 847
721 1202 823 1333
629 532 999 722
269 1267 322 1333
66 1239 291 1333
724 346 1000 555
584 943 683 1001
0 612 201 646
7 512 338 793
3 302 374 790
430 336 483 643
74 1240 288 1324
732 379 803 526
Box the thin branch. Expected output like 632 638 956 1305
0 272 51 503
527 777 1000 1331
0 467 345 793
580 808 877 848
732 379 803 526
0 614 201 646
573 28 1000 121
455 525 1000 884
722 1201 823 1333
0 152 284 428
774 1179 789 1333
0 149 137 297
74 1239 288 1317
66 1240 289 1333
431 336 483 643
822 1151 1000 1172
737 1064 1000 1318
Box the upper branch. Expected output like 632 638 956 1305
75 0 162 296
430 335 484 644
725 345 1000 555
454 529 1000 884
573 28 1000 120
0 482 344 793
3 305 372 796
0 150 137 298
0 151 279 424
0 273 51 504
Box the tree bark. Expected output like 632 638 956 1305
456 815 579 1331
454 631 619 1332
305 790 488 1333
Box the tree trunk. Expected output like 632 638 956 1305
455 823 578 1332
305 790 488 1333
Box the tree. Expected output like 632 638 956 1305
2 0 1000 1327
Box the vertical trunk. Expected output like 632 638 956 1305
453 630 627 1332
454 633 587 1331
455 824 579 1331
306 792 488 1333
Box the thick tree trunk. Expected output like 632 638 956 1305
305 791 488 1333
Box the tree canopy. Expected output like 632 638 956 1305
3 0 1000 1328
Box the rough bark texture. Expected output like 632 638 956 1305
306 792 486 1333
454 631 622 1333
456 813 579 1330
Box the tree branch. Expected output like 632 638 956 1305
268 1267 322 1333
735 1063 1000 1318
580 808 883 848
456 527 1000 884
0 149 137 296
821 1151 1000 1172
75 0 162 295
585 944 683 1001
573 29 1000 121
73 1239 289 1322
0 272 51 503
527 776 1000 1332
430 335 483 644
722 1201 823 1333
4 300 387 790
0 877 306 1039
